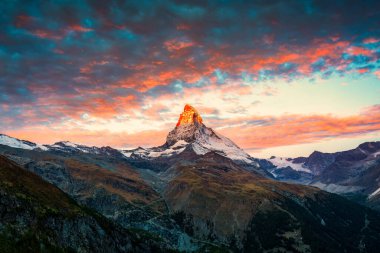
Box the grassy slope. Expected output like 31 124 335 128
0 155 171 253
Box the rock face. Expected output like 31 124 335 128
176 104 203 127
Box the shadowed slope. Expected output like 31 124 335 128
0 155 171 253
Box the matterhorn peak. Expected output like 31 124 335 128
162 104 253 164
120 104 258 167
176 104 203 127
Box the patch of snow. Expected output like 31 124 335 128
147 141 188 158
191 142 209 155
120 150 133 157
149 146 186 158
268 170 278 178
373 151 380 158
171 140 188 148
368 187 380 199
60 141 78 148
48 142 97 153
269 157 311 173
122 141 188 159
37 145 49 151
77 148 89 153
191 127 252 163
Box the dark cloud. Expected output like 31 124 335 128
1 0 380 129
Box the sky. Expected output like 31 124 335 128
1 0 380 158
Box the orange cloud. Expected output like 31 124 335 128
357 68 370 74
346 46 373 56
217 105 380 150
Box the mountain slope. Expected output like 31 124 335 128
310 142 380 190
267 142 380 212
0 155 171 253
0 144 199 251
161 151 380 252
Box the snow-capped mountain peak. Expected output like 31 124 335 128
124 104 254 163
169 104 252 162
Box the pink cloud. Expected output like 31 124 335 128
217 105 380 150
363 37 380 44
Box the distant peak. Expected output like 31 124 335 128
176 104 203 127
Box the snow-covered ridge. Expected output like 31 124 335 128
121 140 188 159
269 156 311 173
0 134 114 155
0 134 48 150
369 187 380 199
50 141 93 153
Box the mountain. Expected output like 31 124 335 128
268 142 380 211
123 104 272 177
2 105 380 252
124 104 252 161
0 155 171 253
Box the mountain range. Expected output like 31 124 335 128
268 142 380 211
1 104 380 252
